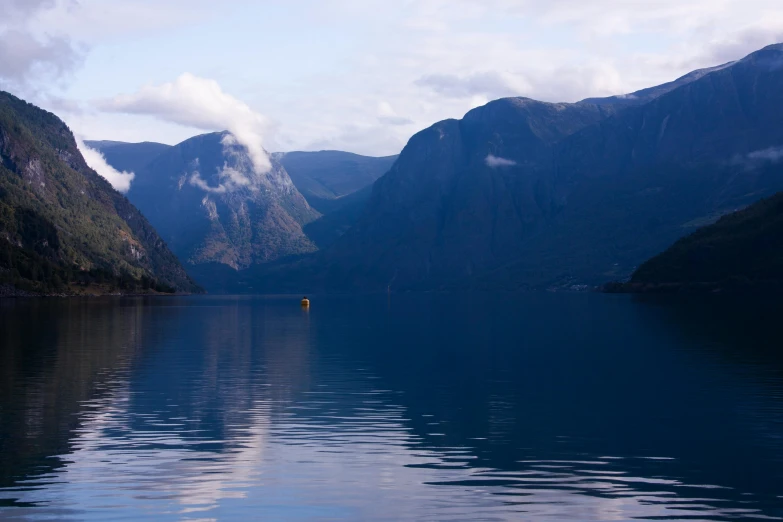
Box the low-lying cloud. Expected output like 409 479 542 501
187 134 256 194
748 146 783 162
189 165 252 194
485 154 517 168
730 145 783 171
97 73 272 173
76 138 135 192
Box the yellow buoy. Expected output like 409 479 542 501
301 296 310 307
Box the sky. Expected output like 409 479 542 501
2 0 783 158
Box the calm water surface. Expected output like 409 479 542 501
0 293 782 521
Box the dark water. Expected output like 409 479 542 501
0 293 782 521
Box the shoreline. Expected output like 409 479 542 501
0 284 193 299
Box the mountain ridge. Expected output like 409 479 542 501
124 131 320 278
248 43 783 293
0 90 200 295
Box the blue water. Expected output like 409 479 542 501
0 293 781 521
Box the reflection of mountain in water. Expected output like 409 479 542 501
1 296 782 519
309 293 783 514
0 298 148 493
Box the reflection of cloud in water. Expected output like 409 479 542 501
2 295 781 520
4 371 770 521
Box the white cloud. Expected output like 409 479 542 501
748 146 783 163
4 0 783 157
96 73 273 173
76 138 135 192
416 71 529 100
186 134 258 194
485 154 517 168
377 101 413 126
189 172 226 194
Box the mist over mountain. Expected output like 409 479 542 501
85 140 172 175
122 132 319 281
0 91 199 295
92 141 397 275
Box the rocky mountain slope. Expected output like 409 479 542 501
124 132 319 281
0 91 200 294
94 141 398 271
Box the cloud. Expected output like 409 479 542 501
76 138 135 192
748 146 783 163
0 0 83 92
189 172 226 194
416 71 529 100
414 64 626 103
729 145 783 170
377 101 413 125
485 154 517 168
17 0 783 158
188 165 253 194
187 134 256 194
96 73 273 173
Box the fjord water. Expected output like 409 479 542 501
0 294 781 521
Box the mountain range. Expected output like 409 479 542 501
248 43 783 293
86 138 396 291
273 150 397 214
0 91 199 295
43 43 783 294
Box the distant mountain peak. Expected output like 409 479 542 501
757 42 783 52
121 130 319 272
741 42 783 71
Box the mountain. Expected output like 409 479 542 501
580 62 735 107
256 43 783 293
124 132 319 285
488 42 783 288
302 184 373 248
0 91 200 295
85 140 171 174
274 151 397 214
91 142 396 274
606 191 783 292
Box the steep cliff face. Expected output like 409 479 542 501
488 43 783 288
265 44 783 293
0 91 199 294
127 132 319 272
313 98 618 290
